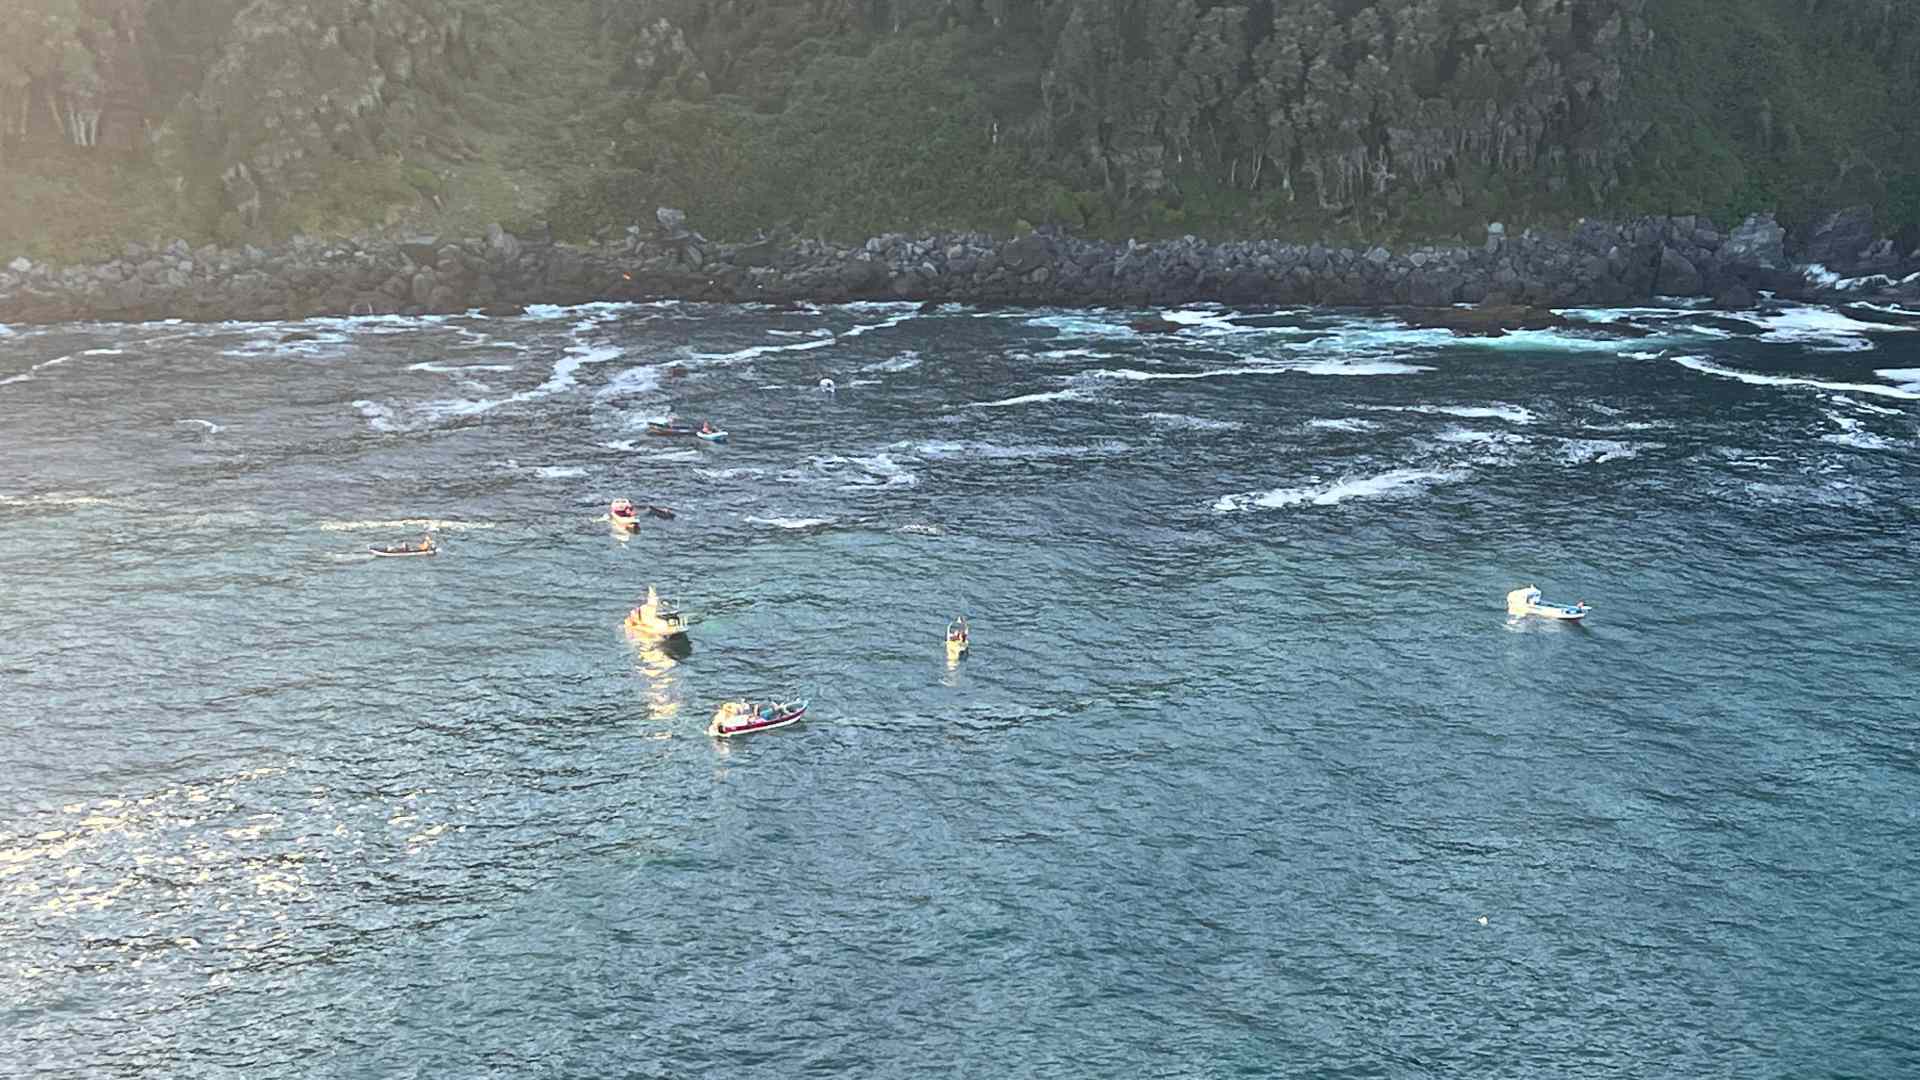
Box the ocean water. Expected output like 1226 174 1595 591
2 301 1917 1078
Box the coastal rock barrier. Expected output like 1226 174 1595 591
4 207 1919 327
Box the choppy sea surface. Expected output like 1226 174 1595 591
2 301 1917 1078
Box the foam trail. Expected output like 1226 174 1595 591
746 515 838 530
1365 403 1538 424
175 419 223 434
1143 412 1245 432
968 388 1088 409
692 336 835 365
862 351 923 373
840 313 917 339
0 354 73 386
1305 418 1380 433
408 362 517 373
319 518 496 532
1672 355 1920 401
1214 468 1461 513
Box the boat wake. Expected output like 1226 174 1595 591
318 518 497 532
0 353 73 386
745 515 838 531
1213 468 1463 513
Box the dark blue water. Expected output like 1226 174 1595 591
2 302 1917 1078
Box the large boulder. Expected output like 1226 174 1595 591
656 207 690 238
1654 247 1704 296
1721 213 1787 270
1798 206 1875 270
399 236 440 266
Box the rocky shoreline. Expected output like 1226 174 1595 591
4 207 1919 328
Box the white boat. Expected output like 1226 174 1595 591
696 427 727 444
1506 586 1590 621
609 498 640 530
624 585 689 638
708 699 807 738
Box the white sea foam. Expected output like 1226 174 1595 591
696 467 765 481
1023 313 1137 337
1556 438 1648 465
1874 368 1920 394
521 301 641 320
1143 412 1245 432
319 518 495 532
968 387 1090 408
0 354 73 386
692 335 836 365
1755 306 1912 350
596 366 662 399
408 362 517 373
175 419 223 434
1213 468 1462 512
534 466 588 479
862 351 923 373
840 313 917 339
904 438 1130 461
0 492 111 509
1672 355 1920 401
1304 418 1380 433
1296 359 1435 376
746 515 837 530
1364 403 1538 424
1620 350 1663 360
1820 410 1900 451
352 400 400 432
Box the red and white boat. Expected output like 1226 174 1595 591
609 498 640 530
708 699 808 738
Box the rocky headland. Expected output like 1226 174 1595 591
5 207 1919 332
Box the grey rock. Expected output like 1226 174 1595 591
1655 247 1703 296
1721 213 1787 270
1800 206 1875 270
399 236 440 266
656 207 689 237
6 256 30 274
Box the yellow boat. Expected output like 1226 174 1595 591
624 585 689 639
945 616 970 659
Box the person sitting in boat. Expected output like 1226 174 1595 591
699 420 715 434
418 535 433 551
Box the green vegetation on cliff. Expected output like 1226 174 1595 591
4 0 1920 258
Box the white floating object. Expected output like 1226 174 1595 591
1477 915 1489 926
819 378 836 393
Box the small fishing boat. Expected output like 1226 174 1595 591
609 498 640 530
708 699 808 738
945 616 970 659
624 585 689 639
696 427 728 444
1506 586 1590 622
370 536 436 557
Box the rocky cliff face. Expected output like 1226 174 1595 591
185 0 484 230
7 209 1919 327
